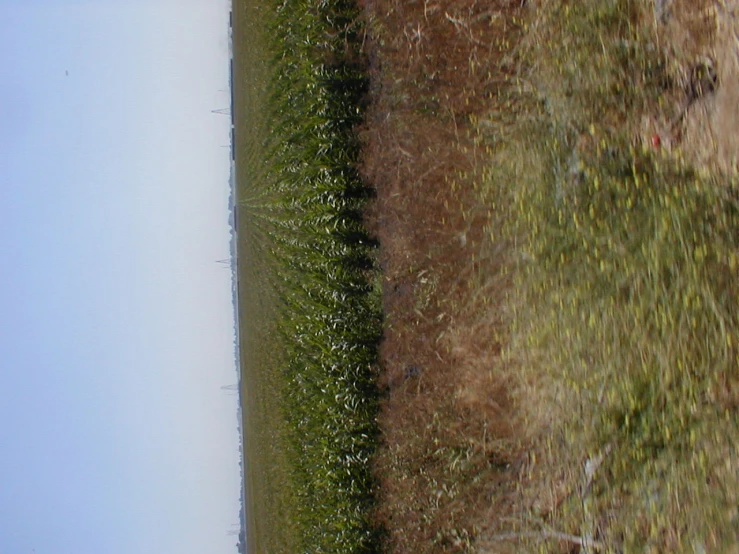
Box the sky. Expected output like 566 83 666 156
0 2 242 554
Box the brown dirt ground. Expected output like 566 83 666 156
642 0 739 172
358 0 739 552
678 0 739 173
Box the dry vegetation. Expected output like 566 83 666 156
360 0 739 552
359 1 525 551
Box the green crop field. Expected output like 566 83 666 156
232 1 382 553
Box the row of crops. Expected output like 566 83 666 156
240 0 382 552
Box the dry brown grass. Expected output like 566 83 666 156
358 1 526 552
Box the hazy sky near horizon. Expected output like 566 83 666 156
0 2 241 554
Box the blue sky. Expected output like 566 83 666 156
0 2 241 553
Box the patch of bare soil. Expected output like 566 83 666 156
678 0 739 173
359 1 524 552
645 0 739 173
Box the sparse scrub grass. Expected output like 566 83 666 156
477 0 739 551
235 0 381 552
358 1 528 552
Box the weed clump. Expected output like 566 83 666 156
482 0 739 551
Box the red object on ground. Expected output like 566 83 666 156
651 133 662 149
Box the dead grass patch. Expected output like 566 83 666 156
359 0 525 552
